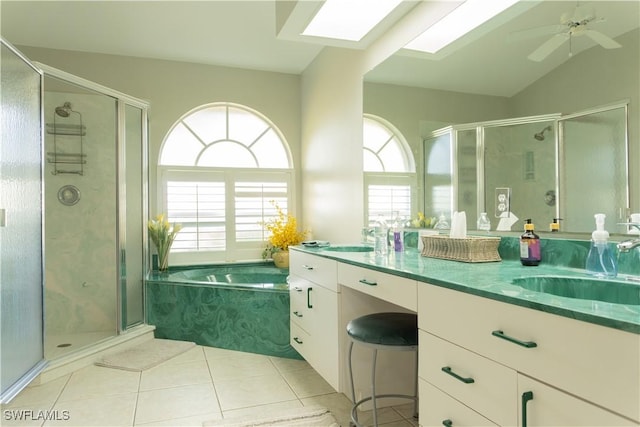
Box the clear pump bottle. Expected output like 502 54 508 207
374 214 389 257
477 212 491 232
585 213 617 277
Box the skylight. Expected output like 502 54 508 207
404 0 520 53
302 0 403 42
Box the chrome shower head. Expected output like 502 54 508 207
55 102 73 118
534 125 552 141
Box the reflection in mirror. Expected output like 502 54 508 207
561 104 629 232
364 2 638 235
425 102 628 234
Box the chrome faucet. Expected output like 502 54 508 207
616 223 640 252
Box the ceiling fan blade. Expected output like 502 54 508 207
584 30 622 49
527 33 569 62
508 24 566 43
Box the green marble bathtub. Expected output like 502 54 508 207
145 263 302 359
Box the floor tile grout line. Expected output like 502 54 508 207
130 369 142 427
202 346 225 419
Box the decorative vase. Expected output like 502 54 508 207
156 247 170 271
272 250 289 269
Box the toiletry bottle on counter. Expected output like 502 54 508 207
586 213 617 277
392 212 404 252
374 214 389 256
520 219 541 266
477 212 491 232
434 213 450 233
549 218 562 232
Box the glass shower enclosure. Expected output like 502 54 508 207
38 63 149 359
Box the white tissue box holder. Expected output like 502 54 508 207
421 235 501 263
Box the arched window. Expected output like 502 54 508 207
158 103 293 264
363 115 416 226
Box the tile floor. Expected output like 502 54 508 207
2 344 418 427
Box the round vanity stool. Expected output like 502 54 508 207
347 312 418 427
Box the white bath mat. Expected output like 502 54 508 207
95 338 196 371
203 406 340 427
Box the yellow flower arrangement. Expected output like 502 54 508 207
148 213 182 271
261 201 307 259
411 212 437 228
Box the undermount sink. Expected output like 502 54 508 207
323 245 374 253
512 275 640 306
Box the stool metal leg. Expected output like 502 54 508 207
371 348 378 427
348 339 418 427
413 347 419 419
348 340 359 426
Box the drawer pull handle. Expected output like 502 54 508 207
293 311 303 318
441 366 475 384
293 337 303 344
522 391 534 427
294 287 303 293
492 330 537 348
358 279 378 286
442 420 453 427
302 264 314 270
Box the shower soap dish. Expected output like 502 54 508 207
421 235 501 263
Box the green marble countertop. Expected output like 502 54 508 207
291 245 640 334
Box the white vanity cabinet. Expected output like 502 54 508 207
418 283 640 426
289 250 340 390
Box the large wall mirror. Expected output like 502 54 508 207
423 103 628 234
363 1 639 235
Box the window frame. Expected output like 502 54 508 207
157 102 295 265
363 114 416 225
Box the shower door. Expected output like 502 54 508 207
0 40 47 403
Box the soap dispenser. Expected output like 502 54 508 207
586 213 617 278
392 212 404 253
520 219 541 266
549 218 562 232
374 214 389 257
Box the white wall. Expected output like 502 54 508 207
300 48 367 243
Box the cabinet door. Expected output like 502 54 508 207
517 375 636 427
289 274 340 391
289 276 312 333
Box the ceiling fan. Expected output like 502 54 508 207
512 2 622 62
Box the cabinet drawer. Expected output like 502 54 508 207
418 284 640 422
419 379 498 427
338 263 417 311
290 321 310 359
290 250 337 291
419 331 517 427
